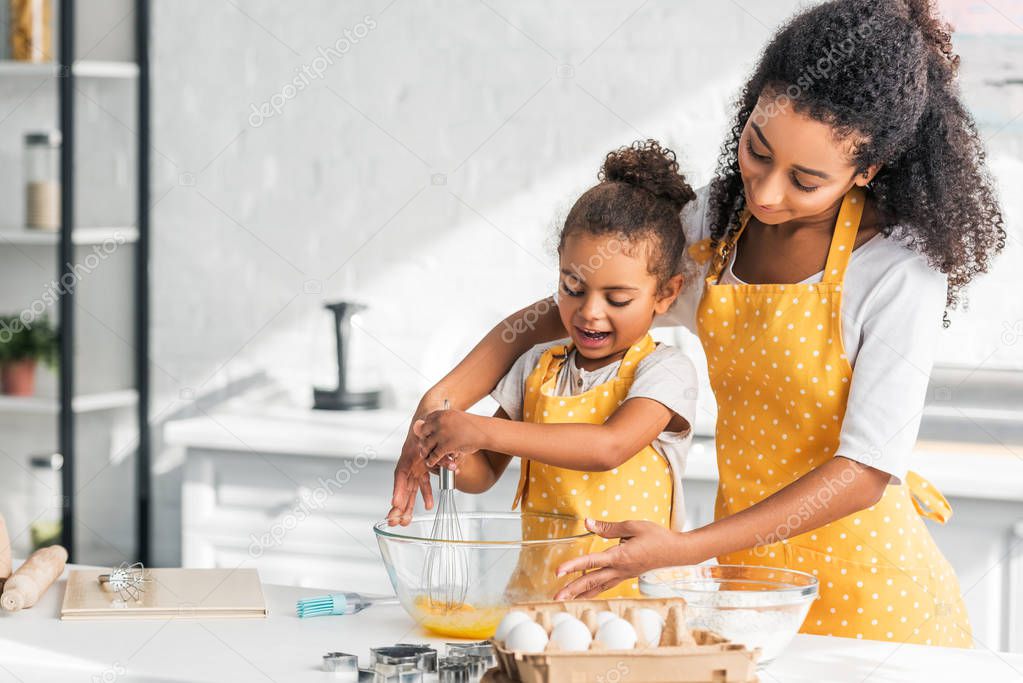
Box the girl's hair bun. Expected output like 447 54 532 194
600 139 696 212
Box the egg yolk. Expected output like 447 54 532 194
412 595 507 639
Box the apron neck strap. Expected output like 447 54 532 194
549 334 655 382
615 334 655 379
716 188 866 285
821 186 865 285
710 210 752 281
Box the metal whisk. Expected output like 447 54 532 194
424 400 469 612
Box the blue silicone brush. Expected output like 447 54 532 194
296 592 398 618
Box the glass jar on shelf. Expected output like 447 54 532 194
28 452 62 550
9 0 53 62
23 130 60 231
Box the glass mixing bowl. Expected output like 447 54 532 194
374 512 593 639
639 564 818 665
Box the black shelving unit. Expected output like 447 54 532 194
54 0 151 565
134 0 152 567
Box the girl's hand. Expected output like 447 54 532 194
386 424 435 527
418 409 489 468
553 518 693 600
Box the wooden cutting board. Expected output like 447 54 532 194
60 567 267 620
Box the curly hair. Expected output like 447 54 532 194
562 139 696 291
708 0 1004 314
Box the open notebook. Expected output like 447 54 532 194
60 568 267 620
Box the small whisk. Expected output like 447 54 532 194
424 399 469 613
98 561 150 602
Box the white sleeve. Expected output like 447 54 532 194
837 258 947 484
654 183 712 332
625 345 699 431
489 345 547 422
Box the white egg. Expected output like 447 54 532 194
549 617 593 652
495 611 533 643
595 610 617 626
550 611 575 627
635 608 664 646
505 620 550 653
596 617 638 650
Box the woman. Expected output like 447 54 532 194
388 0 1003 646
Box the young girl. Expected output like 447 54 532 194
413 141 700 597
392 0 1004 646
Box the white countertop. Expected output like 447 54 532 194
1 565 1022 682
165 404 1023 503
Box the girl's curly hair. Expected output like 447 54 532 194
708 0 1004 314
563 139 696 291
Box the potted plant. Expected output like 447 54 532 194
0 313 59 396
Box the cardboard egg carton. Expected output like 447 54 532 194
486 597 759 683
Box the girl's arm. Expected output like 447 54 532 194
450 409 514 494
387 298 565 525
553 456 888 599
421 398 679 473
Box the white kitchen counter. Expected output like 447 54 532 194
1 566 1022 682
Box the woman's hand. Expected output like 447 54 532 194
419 409 490 468
554 518 697 600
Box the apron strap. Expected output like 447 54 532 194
615 334 656 380
820 187 865 285
512 461 529 510
710 188 866 286
512 342 571 510
708 212 752 282
905 470 953 524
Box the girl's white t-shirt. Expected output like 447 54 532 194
656 185 947 483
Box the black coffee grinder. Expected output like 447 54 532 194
313 301 381 410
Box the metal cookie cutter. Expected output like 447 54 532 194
97 561 150 602
437 657 475 683
322 652 359 681
392 644 437 673
369 645 438 683
445 642 496 680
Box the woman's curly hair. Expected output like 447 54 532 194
562 139 696 292
708 0 1004 314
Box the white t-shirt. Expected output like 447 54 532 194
490 340 698 530
657 185 947 483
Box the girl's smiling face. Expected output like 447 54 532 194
738 91 878 226
558 232 682 367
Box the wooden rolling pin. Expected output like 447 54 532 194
0 514 11 590
1 545 68 611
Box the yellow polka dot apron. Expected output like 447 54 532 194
507 333 679 599
695 187 971 646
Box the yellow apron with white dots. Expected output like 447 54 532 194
695 187 971 646
509 333 677 598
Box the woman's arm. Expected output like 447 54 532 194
421 398 677 473
554 455 888 598
386 297 566 525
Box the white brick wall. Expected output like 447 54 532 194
146 0 808 562
147 1 1023 563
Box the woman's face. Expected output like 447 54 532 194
738 91 875 226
